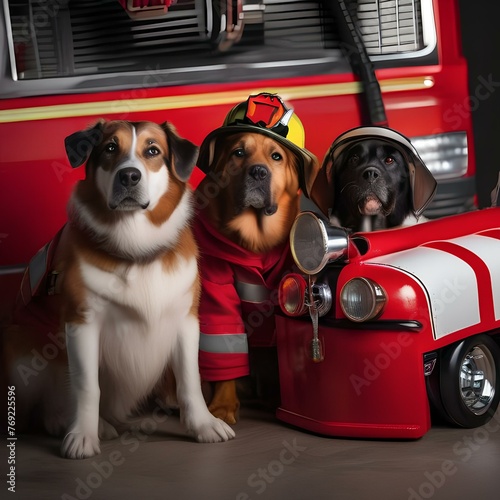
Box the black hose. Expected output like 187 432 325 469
331 0 388 126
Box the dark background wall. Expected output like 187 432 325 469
458 0 500 208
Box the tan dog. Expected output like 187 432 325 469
193 93 319 424
2 119 234 458
197 132 302 253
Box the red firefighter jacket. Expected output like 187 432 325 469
193 210 294 381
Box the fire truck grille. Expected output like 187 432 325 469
354 0 425 55
6 0 428 81
6 0 337 79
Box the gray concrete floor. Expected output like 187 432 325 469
3 403 500 500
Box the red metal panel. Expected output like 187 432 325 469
276 315 431 439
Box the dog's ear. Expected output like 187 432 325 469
64 120 105 168
160 122 199 182
300 153 321 199
410 160 437 218
309 148 334 217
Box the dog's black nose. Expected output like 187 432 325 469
363 167 380 182
249 165 269 181
119 167 141 187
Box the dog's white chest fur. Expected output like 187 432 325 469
80 254 196 323
77 254 197 420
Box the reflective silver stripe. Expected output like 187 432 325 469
235 280 270 303
0 265 25 276
29 243 50 294
199 333 248 354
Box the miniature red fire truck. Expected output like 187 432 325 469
276 208 500 439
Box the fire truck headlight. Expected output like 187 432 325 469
410 132 467 179
290 212 349 275
340 277 386 322
279 274 308 316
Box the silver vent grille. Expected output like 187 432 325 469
7 0 67 78
6 0 429 81
7 0 335 80
264 0 331 48
355 0 424 55
70 0 207 74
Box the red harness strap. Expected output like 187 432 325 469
15 227 65 335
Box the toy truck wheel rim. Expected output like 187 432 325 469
459 346 495 415
440 335 500 428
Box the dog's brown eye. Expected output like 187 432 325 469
271 152 282 161
233 148 245 158
105 142 117 153
146 146 160 157
348 154 359 165
385 156 395 165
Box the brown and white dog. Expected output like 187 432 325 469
3 119 234 459
193 93 319 424
311 126 437 232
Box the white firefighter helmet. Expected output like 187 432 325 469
311 126 437 219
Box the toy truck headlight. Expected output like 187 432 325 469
290 212 349 275
279 274 308 316
340 277 386 322
279 274 333 317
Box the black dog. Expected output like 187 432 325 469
332 139 411 231
311 126 437 232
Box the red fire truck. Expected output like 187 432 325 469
0 1 475 304
276 208 500 438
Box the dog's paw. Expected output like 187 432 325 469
190 416 236 443
98 417 119 441
206 379 240 425
208 402 239 425
61 430 101 459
